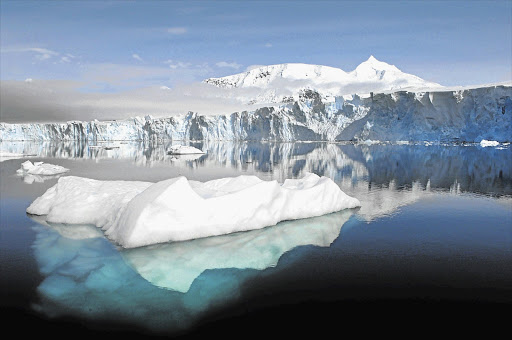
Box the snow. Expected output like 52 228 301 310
167 145 205 155
27 173 361 248
16 160 69 176
480 140 499 147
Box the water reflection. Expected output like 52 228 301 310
2 141 510 196
28 209 354 332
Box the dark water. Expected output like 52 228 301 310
1 141 511 337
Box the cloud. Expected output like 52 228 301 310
167 27 187 34
60 56 71 63
265 43 273 48
0 79 262 123
132 54 144 62
215 61 242 70
2 47 60 61
164 59 193 69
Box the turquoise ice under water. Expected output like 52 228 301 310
1 141 511 335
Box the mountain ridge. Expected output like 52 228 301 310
203 56 443 104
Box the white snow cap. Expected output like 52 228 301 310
27 173 361 248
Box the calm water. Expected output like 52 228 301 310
1 141 511 337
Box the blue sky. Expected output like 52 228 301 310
1 0 511 91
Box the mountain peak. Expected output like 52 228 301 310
367 55 378 62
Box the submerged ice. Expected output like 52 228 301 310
27 173 361 248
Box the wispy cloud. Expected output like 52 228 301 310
164 59 192 69
2 47 60 61
215 61 242 70
265 43 272 48
167 27 187 35
132 53 144 62
1 46 77 63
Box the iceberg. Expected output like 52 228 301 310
27 173 361 248
480 139 499 147
16 160 69 175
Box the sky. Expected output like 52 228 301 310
1 0 511 122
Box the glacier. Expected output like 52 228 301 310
1 85 510 143
27 173 361 248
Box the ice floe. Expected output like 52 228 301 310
480 140 499 147
16 160 69 176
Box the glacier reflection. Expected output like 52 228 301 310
2 141 510 196
29 209 354 331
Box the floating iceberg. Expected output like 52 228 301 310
480 139 499 147
167 145 205 155
16 160 69 176
27 173 360 248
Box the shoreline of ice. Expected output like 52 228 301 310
27 173 361 248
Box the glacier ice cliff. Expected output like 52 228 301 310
1 85 510 142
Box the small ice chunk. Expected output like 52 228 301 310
167 145 205 155
17 160 69 176
480 140 499 147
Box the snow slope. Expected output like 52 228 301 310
27 173 361 248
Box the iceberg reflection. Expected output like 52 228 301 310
121 209 355 292
28 209 354 331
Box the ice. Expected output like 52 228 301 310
121 210 353 292
480 139 499 147
167 145 205 154
27 173 361 248
16 160 69 175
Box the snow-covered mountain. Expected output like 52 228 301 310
2 85 510 142
204 56 443 104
